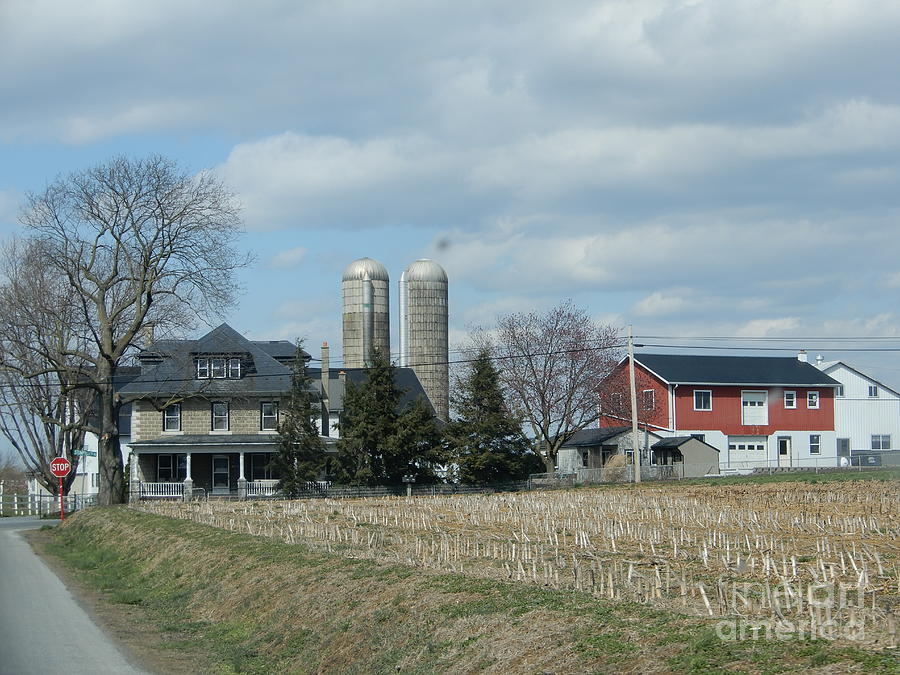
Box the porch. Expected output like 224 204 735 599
130 438 282 501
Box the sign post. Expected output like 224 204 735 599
50 457 71 520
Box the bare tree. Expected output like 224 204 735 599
597 364 666 430
14 155 249 504
478 301 622 472
0 239 94 495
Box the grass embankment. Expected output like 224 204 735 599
44 507 897 674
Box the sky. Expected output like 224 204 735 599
1 0 900 389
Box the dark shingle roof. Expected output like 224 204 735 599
561 427 632 447
652 436 720 453
121 324 295 398
636 354 840 387
130 434 280 448
309 366 435 415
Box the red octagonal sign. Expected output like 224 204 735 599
50 456 71 478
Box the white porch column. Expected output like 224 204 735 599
238 451 248 500
128 452 140 503
183 452 193 502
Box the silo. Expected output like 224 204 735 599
399 259 449 421
342 257 390 368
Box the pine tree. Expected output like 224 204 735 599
446 348 542 484
270 342 325 497
335 349 443 485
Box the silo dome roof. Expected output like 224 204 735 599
342 257 390 282
404 259 447 283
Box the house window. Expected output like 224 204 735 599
694 390 712 411
784 391 796 409
642 389 655 411
809 434 821 454
871 434 891 450
163 404 181 432
609 392 625 412
250 453 278 481
807 391 819 409
868 385 879 398
157 455 174 482
835 385 844 397
196 358 209 378
581 451 589 468
228 358 242 379
211 358 226 378
212 402 229 431
261 402 279 431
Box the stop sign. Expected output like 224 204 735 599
50 456 71 477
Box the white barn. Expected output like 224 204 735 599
815 358 900 461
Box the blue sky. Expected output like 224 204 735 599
1 0 900 388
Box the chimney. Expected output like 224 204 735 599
142 323 155 348
797 350 808 363
321 341 330 401
815 354 824 366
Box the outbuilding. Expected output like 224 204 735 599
650 436 720 478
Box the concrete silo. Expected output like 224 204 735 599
342 257 390 368
399 259 449 421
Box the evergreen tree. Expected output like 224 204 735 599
335 349 443 485
270 342 325 497
446 349 542 484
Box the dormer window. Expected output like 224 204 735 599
211 358 226 378
196 356 243 379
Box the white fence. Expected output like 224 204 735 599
0 493 97 517
139 482 184 498
247 480 279 497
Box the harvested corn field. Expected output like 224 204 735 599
136 477 900 648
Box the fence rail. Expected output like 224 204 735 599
139 482 184 498
0 493 97 517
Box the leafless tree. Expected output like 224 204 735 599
12 155 249 504
476 301 622 472
597 365 667 429
0 239 94 495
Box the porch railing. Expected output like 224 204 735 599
247 480 280 497
139 482 184 498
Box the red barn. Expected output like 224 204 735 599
599 353 841 469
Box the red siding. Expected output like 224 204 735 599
599 362 671 429
675 385 834 435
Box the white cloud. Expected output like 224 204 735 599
270 246 307 270
634 291 689 318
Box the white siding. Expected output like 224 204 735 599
821 363 900 453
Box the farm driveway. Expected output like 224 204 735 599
0 517 147 675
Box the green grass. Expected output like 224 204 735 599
40 507 900 674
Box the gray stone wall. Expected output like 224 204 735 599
131 397 281 441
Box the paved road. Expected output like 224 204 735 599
0 517 148 675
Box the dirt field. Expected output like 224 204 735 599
136 477 900 648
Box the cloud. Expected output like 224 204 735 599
270 246 307 270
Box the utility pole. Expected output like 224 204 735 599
628 325 641 483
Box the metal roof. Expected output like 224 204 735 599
403 259 448 283
635 353 840 387
342 257 389 282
